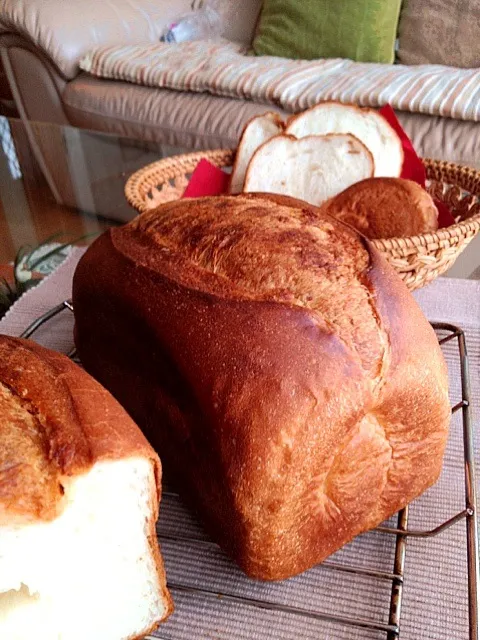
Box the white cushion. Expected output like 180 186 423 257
0 0 195 79
0 0 262 80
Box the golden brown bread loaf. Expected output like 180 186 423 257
0 337 172 640
72 193 451 581
322 177 439 239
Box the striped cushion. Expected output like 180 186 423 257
80 41 480 123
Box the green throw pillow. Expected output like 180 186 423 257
252 0 402 64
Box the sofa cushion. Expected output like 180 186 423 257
397 0 480 68
0 0 261 80
63 74 286 150
397 112 480 169
62 75 480 168
0 0 195 79
80 41 480 123
252 0 402 63
217 0 263 46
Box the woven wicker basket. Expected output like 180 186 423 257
125 150 480 291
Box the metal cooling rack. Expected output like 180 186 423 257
20 305 480 639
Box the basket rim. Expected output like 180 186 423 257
125 148 234 213
124 150 480 247
127 148 234 183
370 210 480 250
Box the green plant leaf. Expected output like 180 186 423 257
15 280 27 296
0 286 11 306
0 276 14 297
23 278 43 291
13 245 32 291
13 245 29 272
0 276 18 318
3 233 100 318
25 232 65 269
28 233 98 271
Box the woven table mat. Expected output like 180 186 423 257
0 248 479 640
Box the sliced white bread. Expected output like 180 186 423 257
0 458 167 640
243 133 374 207
229 112 284 194
285 102 403 178
0 336 172 640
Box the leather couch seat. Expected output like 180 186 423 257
63 74 480 168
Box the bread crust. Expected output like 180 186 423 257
285 100 400 139
73 194 450 580
322 177 439 239
0 336 173 625
243 133 375 205
285 100 404 178
229 111 284 194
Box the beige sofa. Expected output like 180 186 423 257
0 0 479 169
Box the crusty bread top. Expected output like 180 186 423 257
117 194 386 379
322 177 439 239
0 336 161 525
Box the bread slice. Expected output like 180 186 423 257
0 336 172 640
322 177 439 239
286 102 403 178
229 112 284 194
243 133 374 206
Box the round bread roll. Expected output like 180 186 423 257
322 177 439 239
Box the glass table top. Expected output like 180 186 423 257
0 116 191 264
0 115 479 279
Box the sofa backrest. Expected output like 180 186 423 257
219 1 263 46
397 0 480 68
0 0 262 80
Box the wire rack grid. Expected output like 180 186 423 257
19 303 480 640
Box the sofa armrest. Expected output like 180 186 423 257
0 0 193 80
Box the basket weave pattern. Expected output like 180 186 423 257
125 151 480 291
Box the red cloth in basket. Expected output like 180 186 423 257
182 105 454 228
